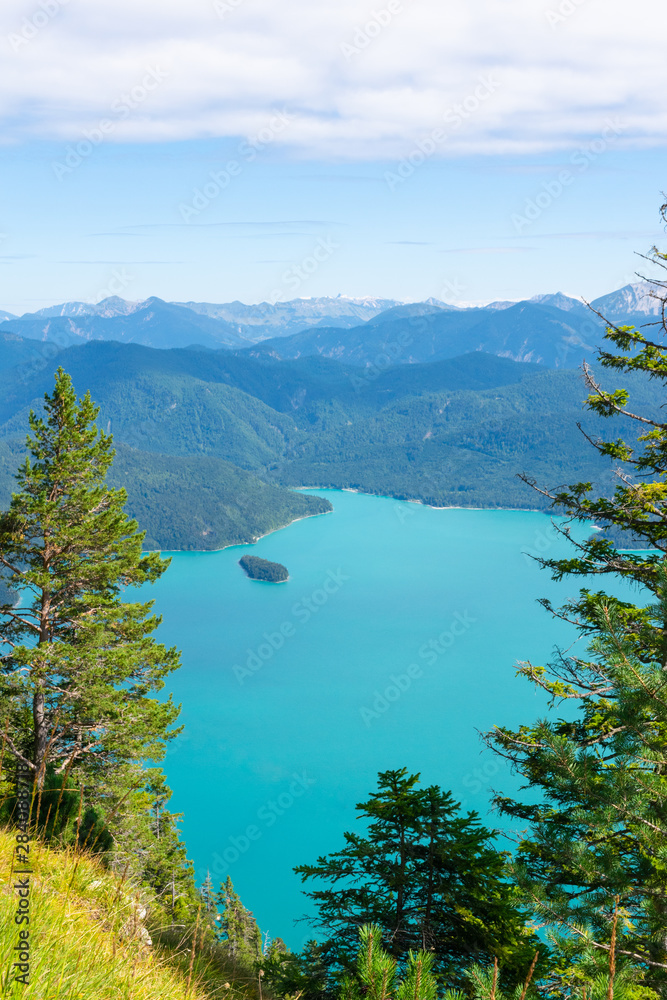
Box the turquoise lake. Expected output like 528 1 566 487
150 490 620 948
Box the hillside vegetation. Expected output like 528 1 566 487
1 336 664 548
108 446 332 551
0 827 261 1000
247 299 607 367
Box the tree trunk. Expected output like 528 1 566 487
395 817 406 941
33 685 48 789
34 578 52 788
422 814 435 951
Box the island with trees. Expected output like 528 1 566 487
239 554 289 582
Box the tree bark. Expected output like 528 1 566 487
32 685 48 789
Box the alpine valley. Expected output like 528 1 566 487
0 282 661 550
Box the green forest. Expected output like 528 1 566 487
0 337 662 550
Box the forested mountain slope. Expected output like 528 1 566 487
1 336 660 546
246 300 614 368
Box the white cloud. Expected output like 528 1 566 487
0 0 665 158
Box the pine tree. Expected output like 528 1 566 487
354 925 398 1000
295 769 542 986
489 573 667 984
261 939 330 1000
339 925 537 1000
201 872 217 918
516 206 667 638
486 218 667 989
215 876 263 963
0 369 181 791
118 768 196 918
339 925 440 1000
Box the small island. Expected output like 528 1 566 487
239 555 289 583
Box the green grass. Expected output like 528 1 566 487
0 828 263 1000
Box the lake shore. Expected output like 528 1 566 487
294 485 544 514
158 506 333 555
156 488 550 554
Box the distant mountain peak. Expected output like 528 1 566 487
591 281 665 318
484 300 517 311
422 297 462 310
29 296 141 320
172 296 401 337
528 292 587 312
485 293 586 313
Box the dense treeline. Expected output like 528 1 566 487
1 340 663 546
108 445 331 551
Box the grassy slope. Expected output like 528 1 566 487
0 828 260 1000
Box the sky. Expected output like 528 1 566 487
1 0 666 314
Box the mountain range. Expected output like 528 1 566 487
0 282 661 364
246 284 664 368
0 280 662 551
0 295 399 350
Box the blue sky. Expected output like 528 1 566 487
1 0 666 313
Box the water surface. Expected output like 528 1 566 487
152 490 611 946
